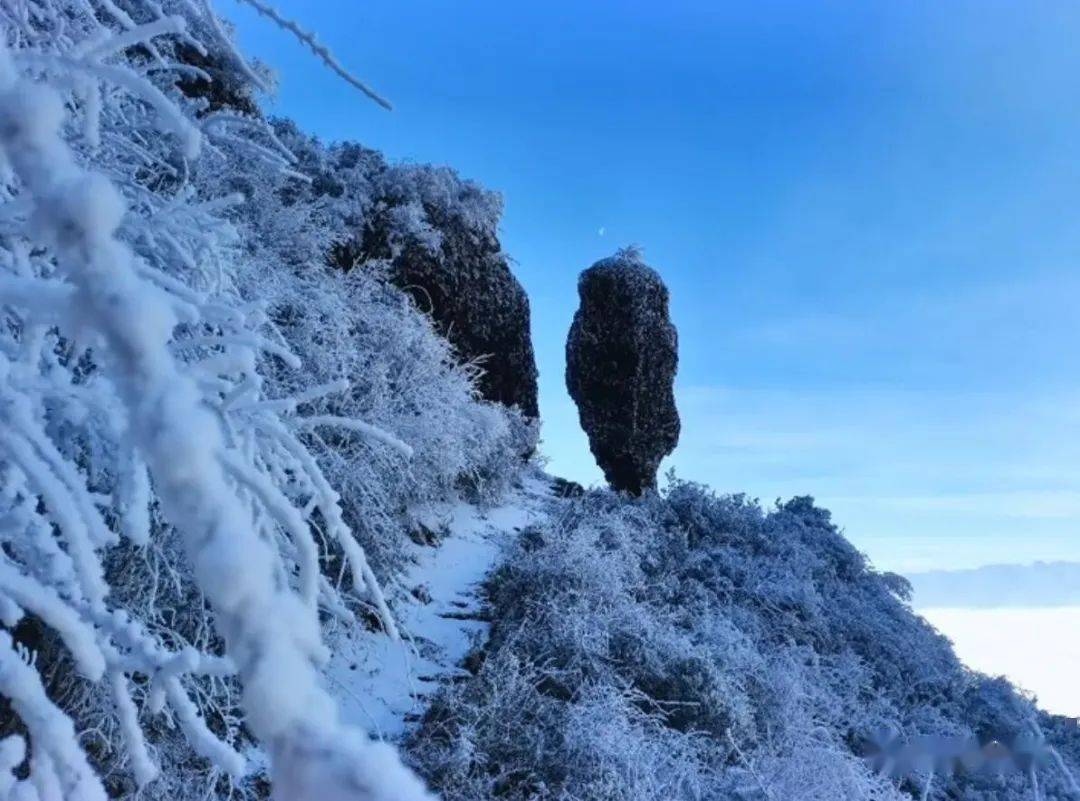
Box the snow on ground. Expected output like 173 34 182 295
325 472 554 741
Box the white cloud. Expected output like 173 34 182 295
922 606 1080 717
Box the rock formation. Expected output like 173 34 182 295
377 223 538 419
566 248 680 494
178 46 539 423
317 143 539 420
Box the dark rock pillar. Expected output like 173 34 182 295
566 248 680 494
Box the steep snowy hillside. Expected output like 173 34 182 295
1 3 1077 801
0 3 530 799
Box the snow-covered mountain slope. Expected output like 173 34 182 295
404 484 1080 801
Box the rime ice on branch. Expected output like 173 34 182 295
0 2 429 799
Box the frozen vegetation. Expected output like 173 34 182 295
406 485 1080 801
0 2 1076 801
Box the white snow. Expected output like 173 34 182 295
327 474 553 740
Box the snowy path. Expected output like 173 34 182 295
325 472 552 741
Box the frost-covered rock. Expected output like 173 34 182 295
385 225 537 420
316 145 540 422
566 248 680 494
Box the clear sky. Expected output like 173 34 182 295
228 0 1080 573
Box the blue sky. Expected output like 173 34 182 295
228 0 1080 573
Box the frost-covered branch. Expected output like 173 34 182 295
0 632 106 801
234 0 393 110
0 2 431 798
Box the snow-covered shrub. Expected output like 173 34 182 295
408 481 1080 801
0 2 522 798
